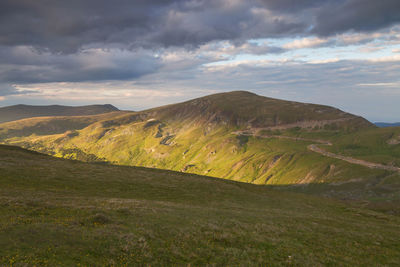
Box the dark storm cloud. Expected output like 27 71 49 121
0 84 19 96
0 0 308 53
0 46 161 84
313 0 400 35
0 83 34 97
259 0 329 12
0 0 398 53
0 0 173 53
0 0 399 87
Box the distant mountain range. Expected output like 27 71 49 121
0 104 119 123
375 122 400 127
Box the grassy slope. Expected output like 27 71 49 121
0 145 399 266
0 91 385 188
62 119 400 213
324 126 400 167
279 125 400 169
4 113 387 186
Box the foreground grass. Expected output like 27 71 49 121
1 145 400 266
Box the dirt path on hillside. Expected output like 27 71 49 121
307 144 400 172
246 117 354 131
234 131 400 173
234 131 332 145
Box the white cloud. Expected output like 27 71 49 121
281 28 400 51
359 46 384 53
283 37 328 49
336 32 384 46
357 82 400 87
308 58 340 64
367 54 400 62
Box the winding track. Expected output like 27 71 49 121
307 144 400 172
234 131 400 173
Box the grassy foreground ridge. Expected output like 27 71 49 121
1 145 400 265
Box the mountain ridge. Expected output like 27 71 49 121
375 122 400 128
101 91 374 131
0 103 119 123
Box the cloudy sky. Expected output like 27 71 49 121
0 0 400 121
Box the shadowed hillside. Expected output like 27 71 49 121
0 104 119 123
0 144 399 265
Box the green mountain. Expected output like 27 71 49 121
0 104 119 123
1 144 399 265
1 91 398 189
143 91 372 129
